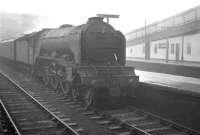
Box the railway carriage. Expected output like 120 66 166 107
0 39 15 60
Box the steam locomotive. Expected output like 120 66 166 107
0 17 139 108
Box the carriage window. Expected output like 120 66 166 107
187 43 191 55
171 43 175 54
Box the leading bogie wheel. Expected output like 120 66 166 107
50 76 59 90
71 88 79 101
84 88 94 108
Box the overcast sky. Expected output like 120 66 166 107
0 0 199 34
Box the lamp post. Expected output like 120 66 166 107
181 35 184 61
144 20 150 60
145 20 147 60
166 38 169 62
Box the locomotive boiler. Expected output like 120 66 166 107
37 17 125 65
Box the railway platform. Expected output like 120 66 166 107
135 70 200 96
131 70 200 131
126 58 200 78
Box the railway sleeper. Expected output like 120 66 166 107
0 86 16 90
153 130 187 135
110 112 137 118
97 120 111 125
16 116 49 122
59 117 71 122
163 132 188 135
18 120 56 127
120 116 147 122
11 109 41 114
21 123 58 132
108 125 123 130
64 101 77 105
0 91 19 95
66 122 78 127
6 99 29 103
54 114 66 118
89 115 103 120
117 131 131 135
55 97 69 101
51 111 62 115
82 111 95 115
75 107 88 111
69 104 82 109
144 125 172 133
48 107 57 111
23 127 65 135
8 102 34 106
74 127 84 133
8 106 36 110
130 120 160 127
108 124 132 135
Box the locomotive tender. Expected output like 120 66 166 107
0 17 139 107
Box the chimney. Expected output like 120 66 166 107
87 17 103 24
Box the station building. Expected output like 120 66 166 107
126 6 200 63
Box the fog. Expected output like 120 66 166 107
0 13 39 40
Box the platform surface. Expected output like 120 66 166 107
127 57 200 68
136 70 200 94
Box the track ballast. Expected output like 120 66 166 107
0 72 82 135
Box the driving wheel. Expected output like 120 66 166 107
50 76 59 90
42 72 49 86
60 81 70 95
71 88 79 101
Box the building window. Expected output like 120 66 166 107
130 48 133 54
187 43 191 55
154 44 158 54
142 45 145 54
171 43 175 54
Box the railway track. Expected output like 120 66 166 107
25 84 199 135
0 72 83 135
0 66 200 135
78 107 200 135
0 99 21 135
31 94 200 135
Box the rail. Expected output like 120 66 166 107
130 106 200 135
98 106 200 135
0 71 80 135
0 99 21 135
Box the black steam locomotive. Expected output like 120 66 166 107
0 17 139 108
